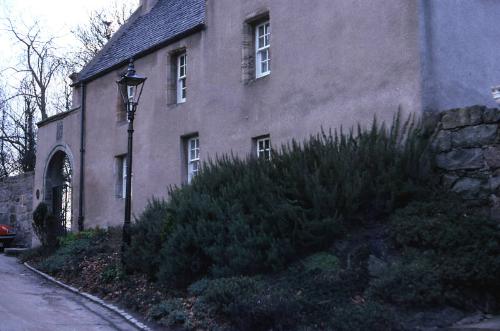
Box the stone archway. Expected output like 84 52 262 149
44 150 73 232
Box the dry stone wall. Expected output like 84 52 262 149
431 106 500 220
0 172 34 247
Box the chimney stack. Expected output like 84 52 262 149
140 0 159 14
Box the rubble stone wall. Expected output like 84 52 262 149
431 106 500 220
0 172 34 247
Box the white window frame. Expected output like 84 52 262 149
187 137 200 183
177 53 187 103
255 21 271 78
116 155 127 199
121 157 127 198
256 137 271 160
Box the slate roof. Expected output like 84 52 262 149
78 0 205 82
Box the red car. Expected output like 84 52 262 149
0 224 16 249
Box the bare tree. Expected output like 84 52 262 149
0 85 12 178
51 60 77 113
0 1 138 177
0 19 65 176
0 77 37 173
5 19 63 120
72 1 137 67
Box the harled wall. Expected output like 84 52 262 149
74 0 422 229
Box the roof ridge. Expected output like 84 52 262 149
77 0 205 83
78 6 143 80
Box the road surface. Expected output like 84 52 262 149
0 254 139 331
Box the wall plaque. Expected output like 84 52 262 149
56 121 63 140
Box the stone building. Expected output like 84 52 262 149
33 0 500 232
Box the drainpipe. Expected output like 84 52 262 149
77 82 86 231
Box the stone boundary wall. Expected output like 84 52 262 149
0 172 34 247
431 106 500 220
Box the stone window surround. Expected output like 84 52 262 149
242 9 270 85
167 47 187 106
115 82 127 123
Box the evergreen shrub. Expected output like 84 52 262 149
329 302 396 331
148 298 190 328
124 198 171 278
134 115 430 285
163 117 428 285
369 193 500 307
32 202 63 249
39 228 108 275
368 256 444 306
187 258 395 330
196 276 299 330
300 252 339 273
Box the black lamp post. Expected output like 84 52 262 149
117 59 146 254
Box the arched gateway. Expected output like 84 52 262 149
44 149 73 232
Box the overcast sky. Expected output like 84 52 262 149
0 0 138 116
0 0 138 72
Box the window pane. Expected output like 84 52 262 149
258 25 265 37
258 36 265 49
261 49 268 61
189 138 199 161
182 79 187 97
261 61 268 74
190 141 196 152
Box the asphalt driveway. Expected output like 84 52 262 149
0 254 139 331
